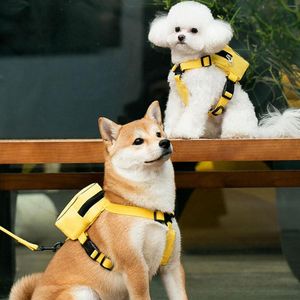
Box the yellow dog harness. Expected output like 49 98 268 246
172 45 249 116
0 183 176 271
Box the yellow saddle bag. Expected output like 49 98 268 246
212 45 249 82
55 183 105 240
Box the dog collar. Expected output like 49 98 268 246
171 45 249 116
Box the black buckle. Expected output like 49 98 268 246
210 106 225 116
38 241 64 252
201 55 212 67
222 77 235 100
154 211 174 225
173 65 184 76
82 237 99 257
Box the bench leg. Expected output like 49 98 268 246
277 187 300 281
0 191 16 297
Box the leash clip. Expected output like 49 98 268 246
38 241 64 252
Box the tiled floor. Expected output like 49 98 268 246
2 248 300 299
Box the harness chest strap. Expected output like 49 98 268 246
77 198 176 270
171 45 249 116
101 198 176 267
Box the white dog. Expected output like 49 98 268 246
148 1 300 138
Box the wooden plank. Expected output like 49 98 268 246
0 139 300 164
0 171 299 190
0 139 104 164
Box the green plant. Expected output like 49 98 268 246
151 0 300 114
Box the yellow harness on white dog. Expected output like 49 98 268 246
172 45 249 116
0 183 176 271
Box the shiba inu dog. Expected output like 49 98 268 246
10 101 188 300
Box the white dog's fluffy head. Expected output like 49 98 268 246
148 1 233 60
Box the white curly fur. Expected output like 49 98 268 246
148 1 300 138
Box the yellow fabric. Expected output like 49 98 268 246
101 257 114 270
172 45 249 115
160 222 176 266
172 59 206 106
55 183 105 240
281 67 300 108
96 252 105 263
212 45 249 81
78 232 88 244
55 183 175 268
196 161 270 172
174 74 190 106
101 197 163 221
0 226 39 251
102 198 175 266
208 96 230 116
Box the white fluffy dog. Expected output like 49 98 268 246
148 1 300 138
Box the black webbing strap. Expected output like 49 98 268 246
154 211 175 226
78 190 105 217
81 236 113 271
222 77 235 100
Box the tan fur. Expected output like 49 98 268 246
10 101 188 300
10 273 42 300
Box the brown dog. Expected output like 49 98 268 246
10 101 188 300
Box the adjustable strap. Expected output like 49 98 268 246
102 197 175 225
172 56 212 106
208 75 235 117
160 222 176 266
102 198 176 266
78 232 113 271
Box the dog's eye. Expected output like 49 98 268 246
175 27 180 32
156 132 161 138
191 28 198 33
133 138 144 145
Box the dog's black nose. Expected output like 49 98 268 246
178 35 185 42
159 139 171 149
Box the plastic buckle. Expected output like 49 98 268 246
82 237 99 257
99 257 113 271
173 65 184 76
154 211 165 223
201 55 212 67
163 213 174 224
211 106 225 116
222 78 235 100
154 211 174 225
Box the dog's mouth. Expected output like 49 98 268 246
144 150 172 164
176 41 186 45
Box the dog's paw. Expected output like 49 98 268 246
171 126 204 139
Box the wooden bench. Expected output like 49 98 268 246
1 138 300 190
0 138 300 286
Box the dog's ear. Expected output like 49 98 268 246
98 117 121 143
148 15 169 48
144 101 162 125
203 19 233 54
